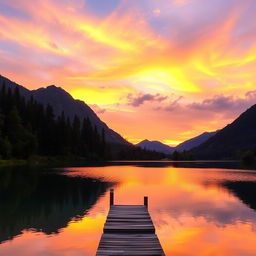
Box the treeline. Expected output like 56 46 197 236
171 150 194 161
117 148 194 161
0 81 106 160
117 145 166 160
239 149 256 166
0 81 166 161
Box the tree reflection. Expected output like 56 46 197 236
223 180 256 211
0 167 112 243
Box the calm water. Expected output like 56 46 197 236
1 162 256 256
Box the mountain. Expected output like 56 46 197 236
0 75 128 145
0 75 30 97
192 105 256 159
31 85 128 145
175 131 218 151
136 131 217 155
136 140 174 154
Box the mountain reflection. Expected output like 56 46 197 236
223 180 256 212
0 167 112 243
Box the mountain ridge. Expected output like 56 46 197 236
0 75 128 145
175 131 218 151
136 140 174 154
136 131 217 154
191 104 256 159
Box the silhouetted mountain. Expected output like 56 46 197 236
175 131 218 151
136 131 217 155
136 139 174 154
0 75 165 160
0 75 30 97
192 105 256 159
31 85 127 145
0 75 128 145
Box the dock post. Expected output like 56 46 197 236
110 189 114 206
144 196 148 208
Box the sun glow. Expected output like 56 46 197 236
163 140 182 147
70 86 132 105
135 69 200 93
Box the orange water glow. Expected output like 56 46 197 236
1 165 256 255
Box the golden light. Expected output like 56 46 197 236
70 87 130 105
163 140 182 147
135 68 200 93
79 23 136 51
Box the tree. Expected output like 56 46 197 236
240 150 255 165
0 137 12 159
80 118 89 157
100 128 106 158
71 115 81 155
5 107 36 158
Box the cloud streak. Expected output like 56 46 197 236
127 93 167 107
189 91 256 115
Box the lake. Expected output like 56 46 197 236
0 162 256 256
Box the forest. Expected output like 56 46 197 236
0 80 165 161
0 80 107 160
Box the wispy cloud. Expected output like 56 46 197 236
160 96 183 112
188 91 256 114
127 93 167 107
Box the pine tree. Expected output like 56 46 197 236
5 107 36 158
71 115 81 155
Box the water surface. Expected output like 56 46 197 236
1 162 256 255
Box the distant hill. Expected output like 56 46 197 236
175 131 218 151
192 105 256 159
0 75 128 145
136 140 174 154
136 131 217 155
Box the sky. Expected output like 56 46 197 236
1 0 256 145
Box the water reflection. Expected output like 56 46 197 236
223 181 256 211
66 165 256 255
1 163 256 256
0 167 112 244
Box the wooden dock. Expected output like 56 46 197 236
96 189 165 255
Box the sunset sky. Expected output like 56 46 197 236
1 0 256 145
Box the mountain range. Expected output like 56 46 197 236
0 75 128 145
137 131 217 154
138 102 256 160
2 74 256 160
136 140 174 154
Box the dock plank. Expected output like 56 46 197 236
97 205 165 255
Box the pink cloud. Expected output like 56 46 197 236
127 93 167 107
